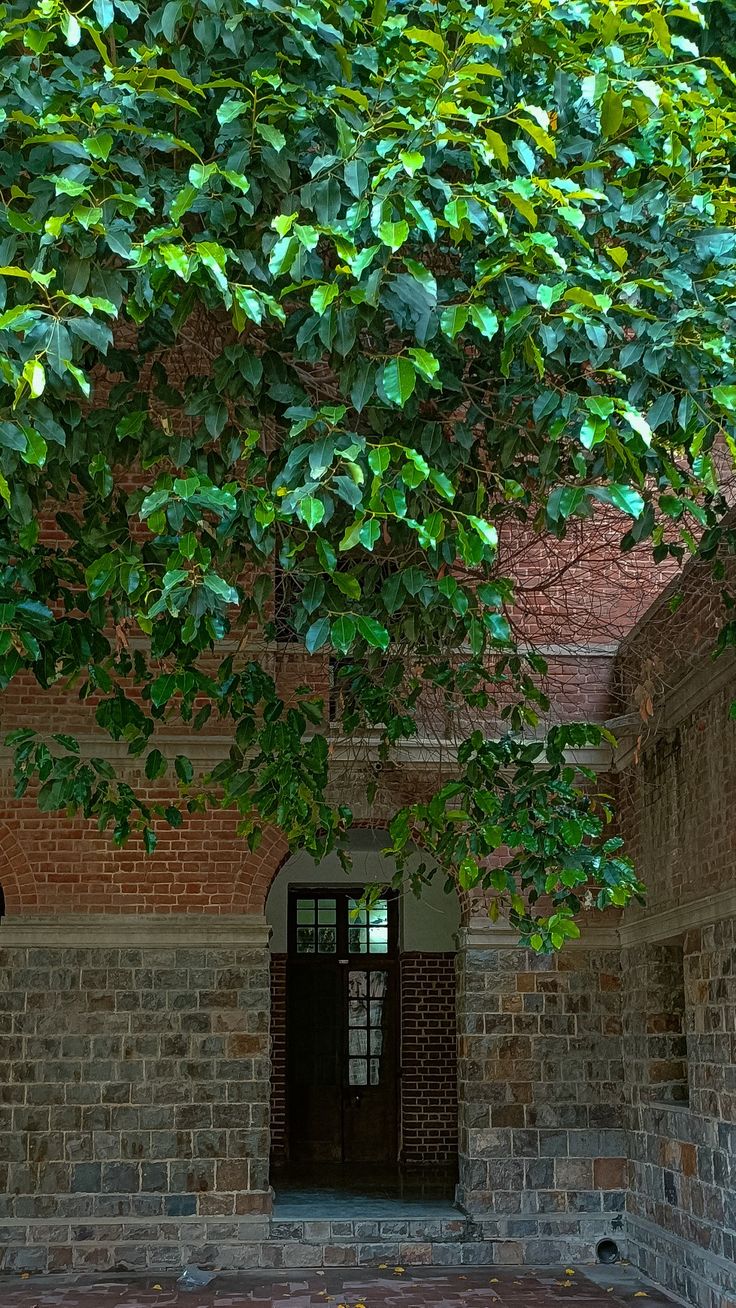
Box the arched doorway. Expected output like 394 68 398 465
266 829 460 1207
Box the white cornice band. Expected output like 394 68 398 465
0 734 614 772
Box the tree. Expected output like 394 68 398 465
0 0 735 950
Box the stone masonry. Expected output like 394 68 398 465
0 918 271 1264
456 931 626 1263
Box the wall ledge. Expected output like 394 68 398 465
461 884 736 953
0 913 271 948
619 886 736 947
458 919 620 951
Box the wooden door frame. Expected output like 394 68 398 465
284 885 401 1166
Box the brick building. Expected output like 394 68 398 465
0 536 733 1308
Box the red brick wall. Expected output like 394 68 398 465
400 952 458 1168
0 776 289 916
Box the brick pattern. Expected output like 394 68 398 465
269 954 287 1164
400 954 458 1167
456 941 627 1252
622 926 736 1308
615 683 736 916
0 943 271 1221
615 546 736 1308
621 942 688 1107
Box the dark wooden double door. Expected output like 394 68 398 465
286 888 398 1165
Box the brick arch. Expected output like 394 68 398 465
0 822 39 914
230 827 291 914
236 819 471 924
233 820 394 917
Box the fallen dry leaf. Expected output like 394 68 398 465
152 1286 162 1292
566 1269 576 1276
393 1267 405 1274
634 1293 648 1298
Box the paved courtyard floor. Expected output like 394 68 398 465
0 1264 678 1308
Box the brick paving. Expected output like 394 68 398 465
0 1264 678 1308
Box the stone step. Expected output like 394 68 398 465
0 1214 625 1274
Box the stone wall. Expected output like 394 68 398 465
455 930 626 1262
0 916 272 1270
621 924 736 1308
614 547 736 1308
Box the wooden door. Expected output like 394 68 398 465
286 889 398 1165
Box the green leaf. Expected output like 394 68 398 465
600 90 624 138
458 856 479 890
357 616 390 649
310 283 339 315
377 221 409 252
305 618 331 654
151 674 177 708
469 305 499 339
331 615 356 654
467 516 498 549
175 755 194 784
170 185 199 223
588 485 645 518
714 386 736 413
84 133 114 161
404 26 445 54
255 123 287 151
382 357 416 407
405 198 437 240
20 428 47 468
399 151 424 176
440 306 470 339
300 496 326 528
22 360 45 398
407 348 439 381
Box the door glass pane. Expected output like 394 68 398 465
348 899 368 925
349 1058 368 1085
296 899 315 925
296 926 315 953
369 926 389 953
348 971 367 999
318 899 336 924
318 926 336 953
369 972 387 997
348 926 367 953
348 999 367 1025
349 1028 368 1055
369 903 388 924
370 1058 380 1086
369 999 384 1025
